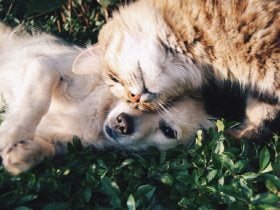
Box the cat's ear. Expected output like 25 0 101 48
72 44 102 75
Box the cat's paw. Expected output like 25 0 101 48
1 139 45 175
226 123 258 140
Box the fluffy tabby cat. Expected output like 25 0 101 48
73 0 280 139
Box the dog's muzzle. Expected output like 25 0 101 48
105 113 135 142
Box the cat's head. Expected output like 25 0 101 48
103 96 212 150
73 0 203 111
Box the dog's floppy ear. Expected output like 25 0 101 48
72 44 102 75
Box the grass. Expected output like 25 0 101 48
0 0 279 209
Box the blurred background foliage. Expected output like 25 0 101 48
0 0 130 45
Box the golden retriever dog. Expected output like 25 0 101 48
0 23 212 175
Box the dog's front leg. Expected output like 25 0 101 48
0 58 59 152
1 136 55 175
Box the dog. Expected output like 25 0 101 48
0 23 213 175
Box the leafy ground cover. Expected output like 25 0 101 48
0 121 279 209
0 0 279 209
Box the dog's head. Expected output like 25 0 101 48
104 97 213 150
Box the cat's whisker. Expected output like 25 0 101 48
157 100 176 122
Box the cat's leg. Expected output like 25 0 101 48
227 96 279 140
1 136 55 175
0 58 60 152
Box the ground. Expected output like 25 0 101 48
0 0 279 209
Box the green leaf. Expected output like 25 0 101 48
234 160 248 173
261 163 273 173
118 159 135 169
178 197 190 208
88 164 96 174
213 154 235 171
263 174 280 193
259 147 270 172
252 193 280 205
228 201 248 210
265 179 278 193
206 169 217 183
242 172 259 180
238 178 253 199
85 171 95 184
14 207 32 210
214 141 225 154
175 171 189 183
204 186 217 194
215 119 225 132
218 176 225 185
264 174 280 188
135 184 156 201
191 169 201 185
100 178 121 208
26 0 67 16
18 194 38 204
42 202 70 210
63 169 70 176
255 204 279 210
97 159 108 169
159 173 174 186
127 194 136 210
97 0 119 7
195 130 203 148
83 187 92 203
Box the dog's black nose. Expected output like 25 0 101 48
114 113 134 135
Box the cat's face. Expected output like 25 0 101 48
97 1 204 111
103 97 212 151
73 1 202 111
101 31 191 111
99 22 204 111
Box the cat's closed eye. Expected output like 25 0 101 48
108 73 120 83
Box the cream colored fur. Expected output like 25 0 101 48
0 24 212 175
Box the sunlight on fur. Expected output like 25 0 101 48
74 0 280 140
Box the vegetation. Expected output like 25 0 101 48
0 0 279 209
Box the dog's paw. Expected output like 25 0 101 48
1 139 45 175
226 123 258 140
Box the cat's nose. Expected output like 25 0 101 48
140 93 157 103
113 113 134 135
128 92 156 103
129 93 141 103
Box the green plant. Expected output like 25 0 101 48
0 0 115 44
0 121 279 209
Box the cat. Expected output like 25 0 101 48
0 23 212 174
73 0 280 140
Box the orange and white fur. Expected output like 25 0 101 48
74 0 280 140
0 23 212 175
